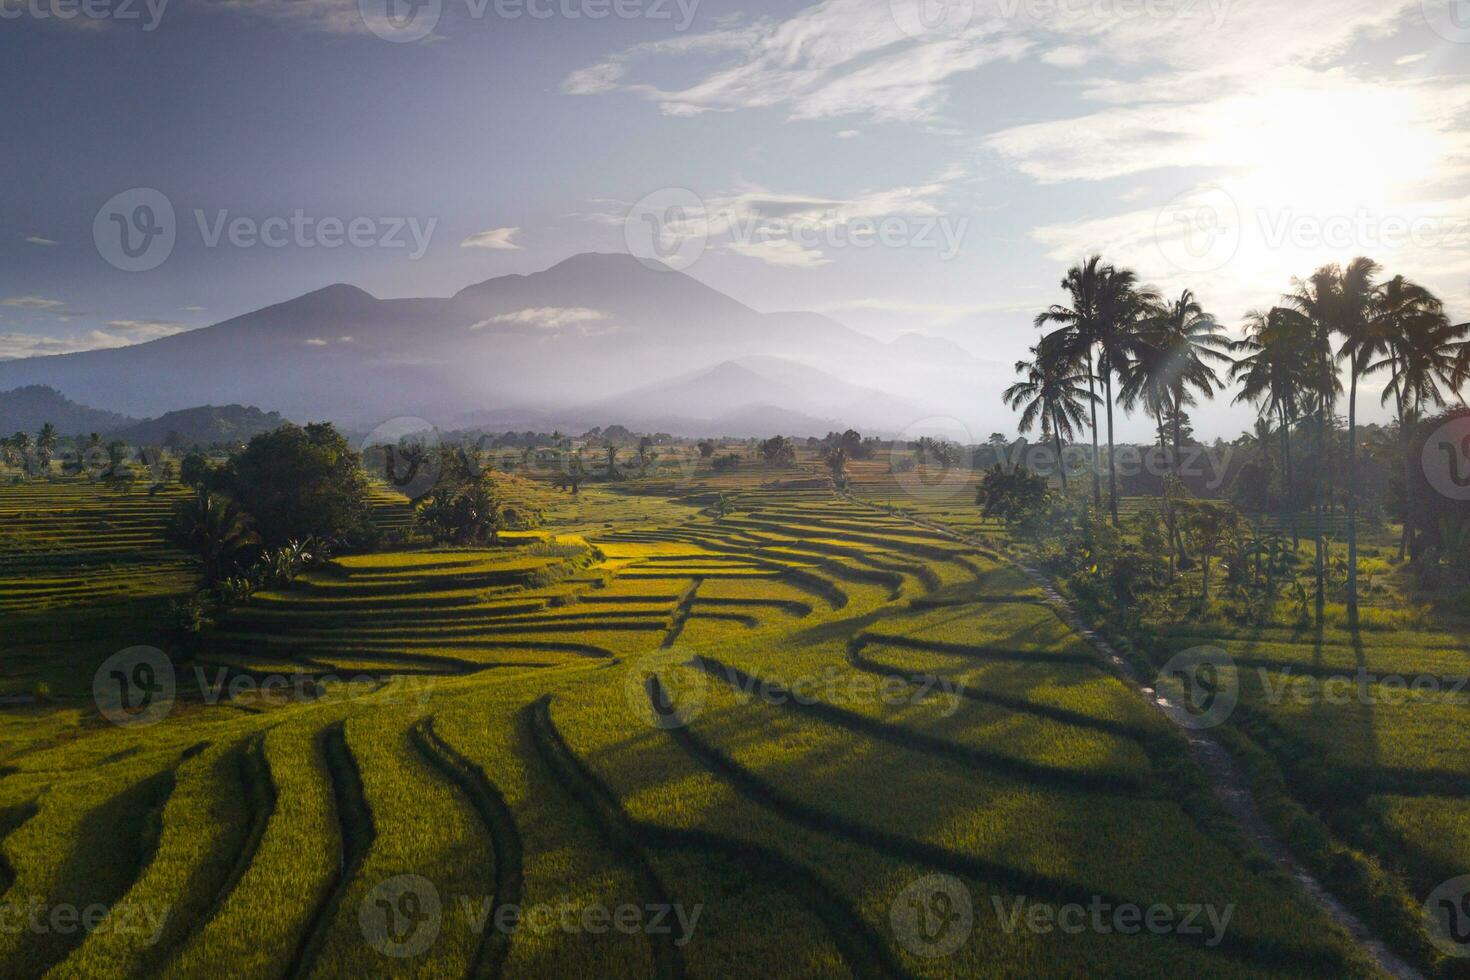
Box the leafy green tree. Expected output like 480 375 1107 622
417 475 537 545
1177 499 1243 605
824 446 848 487
976 463 1049 527
223 423 371 547
760 435 796 467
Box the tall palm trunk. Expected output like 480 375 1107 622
1103 359 1119 526
1278 404 1296 549
1346 361 1360 626
1085 349 1101 507
1390 379 1412 561
1051 404 1068 492
1323 408 1334 628
1155 409 1178 577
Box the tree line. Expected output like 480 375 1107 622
1004 254 1469 624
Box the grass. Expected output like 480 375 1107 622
0 469 1405 976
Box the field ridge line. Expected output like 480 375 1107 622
849 494 1421 980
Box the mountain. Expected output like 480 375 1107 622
0 253 1003 436
575 357 922 436
0 386 135 436
110 405 288 446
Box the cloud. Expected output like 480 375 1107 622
1040 45 1092 68
471 307 612 334
305 338 329 346
835 129 861 139
460 227 521 250
563 0 1419 123
23 236 57 247
725 239 831 268
585 166 967 268
0 320 189 361
105 320 190 341
1 296 65 310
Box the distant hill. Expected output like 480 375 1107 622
576 357 924 436
0 385 135 436
0 253 1012 435
110 405 287 446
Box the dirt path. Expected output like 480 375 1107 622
854 499 1421 980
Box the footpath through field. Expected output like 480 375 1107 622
844 493 1422 980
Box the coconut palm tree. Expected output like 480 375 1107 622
1232 307 1314 548
1324 257 1389 625
173 489 260 583
1367 276 1464 558
1036 256 1148 524
1035 256 1110 507
1145 290 1231 465
1284 268 1346 623
1094 269 1155 525
35 423 57 474
1003 344 1093 492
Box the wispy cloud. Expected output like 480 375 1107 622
586 167 968 268
23 236 57 247
471 307 612 333
0 320 189 361
1 296 65 310
461 227 521 250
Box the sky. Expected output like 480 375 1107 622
2 0 1469 437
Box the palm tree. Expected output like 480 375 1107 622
1036 256 1148 523
1326 257 1388 625
1003 344 1093 492
1367 275 1464 558
1284 268 1346 623
173 489 260 583
1146 291 1231 464
35 423 57 474
1035 256 1109 508
1232 306 1314 547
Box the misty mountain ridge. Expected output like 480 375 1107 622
0 253 1008 438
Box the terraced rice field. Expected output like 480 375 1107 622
1154 614 1470 931
0 480 1389 976
0 480 195 700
